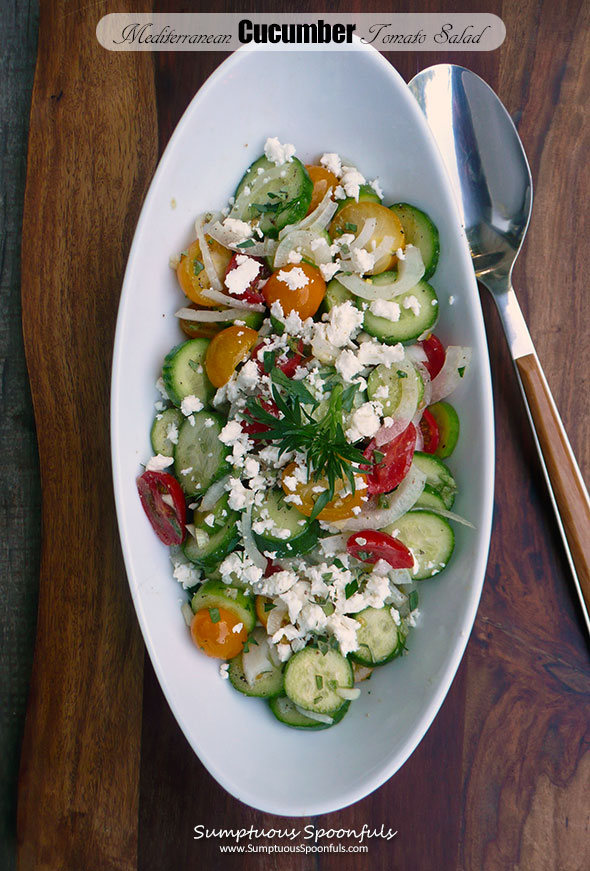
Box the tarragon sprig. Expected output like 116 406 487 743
245 368 366 520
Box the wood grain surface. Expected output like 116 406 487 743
11 1 590 870
16 2 156 869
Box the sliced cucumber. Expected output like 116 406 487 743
251 489 320 558
183 495 239 569
385 510 454 580
412 452 457 509
367 360 423 418
190 579 256 632
174 411 230 497
363 276 439 345
429 401 460 458
335 183 381 212
228 629 284 698
349 606 405 666
162 339 215 407
284 647 353 715
268 695 350 729
230 155 313 238
150 407 184 457
321 277 356 315
414 483 447 512
389 203 440 280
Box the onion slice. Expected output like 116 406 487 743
194 214 223 292
337 245 425 300
199 475 230 511
350 217 377 250
175 307 255 322
279 188 337 237
413 506 476 529
273 229 333 268
334 465 427 531
430 346 472 403
241 505 268 570
200 287 266 312
294 705 334 725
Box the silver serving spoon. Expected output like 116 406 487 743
409 64 590 637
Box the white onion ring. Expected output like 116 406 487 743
241 505 268 570
350 217 377 250
430 346 472 403
199 476 230 511
334 465 427 531
337 245 424 300
175 307 255 322
200 287 266 312
194 214 223 292
279 188 337 237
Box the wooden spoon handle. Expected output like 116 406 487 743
516 352 590 619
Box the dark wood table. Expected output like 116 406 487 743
6 2 590 870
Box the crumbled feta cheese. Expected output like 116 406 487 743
232 622 244 634
370 299 401 322
346 402 382 443
243 457 260 479
340 165 366 201
370 178 384 199
264 137 296 166
357 339 404 368
402 295 421 317
221 217 253 244
165 422 179 445
219 420 243 445
320 152 342 177
335 349 364 382
225 477 253 511
219 663 229 680
145 454 174 472
155 377 169 400
287 249 303 264
277 267 308 290
180 394 203 416
225 254 260 296
319 262 341 282
204 514 216 528
350 247 375 274
322 301 365 347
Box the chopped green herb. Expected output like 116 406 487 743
193 258 204 276
345 579 359 599
333 558 344 570
263 602 276 613
373 449 385 464
458 366 465 377
408 590 419 611
327 678 339 691
188 359 202 374
263 350 277 374
208 607 220 624
344 222 358 232
236 238 256 249
315 674 323 690
397 369 408 379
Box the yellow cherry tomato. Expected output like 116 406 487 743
330 202 405 274
177 238 233 306
305 165 339 214
262 263 326 320
255 595 272 628
281 462 368 522
205 325 259 388
190 606 248 659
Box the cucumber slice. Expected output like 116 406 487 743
162 339 215 407
367 360 423 418
230 155 313 238
150 407 184 457
429 401 460 458
335 183 381 212
174 411 230 497
284 647 354 715
190 579 256 632
349 606 405 666
412 451 457 509
389 203 440 280
228 630 284 698
268 695 350 729
363 276 439 345
251 489 320 558
385 510 454 580
414 483 447 512
321 277 356 314
183 495 239 569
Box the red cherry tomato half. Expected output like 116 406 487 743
419 409 440 454
137 470 186 546
347 530 414 570
224 253 269 305
363 423 416 495
419 334 446 380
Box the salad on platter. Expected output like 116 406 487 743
137 137 472 730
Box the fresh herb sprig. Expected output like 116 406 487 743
245 369 366 521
